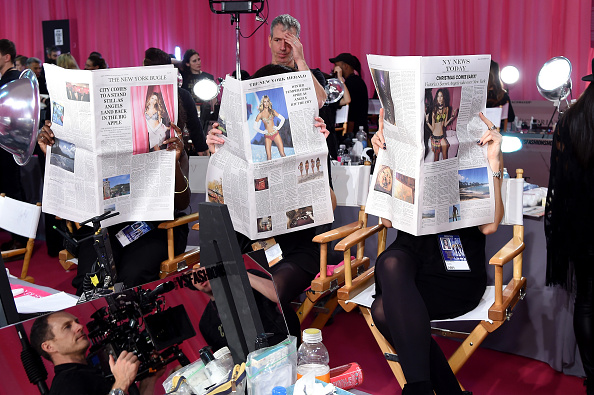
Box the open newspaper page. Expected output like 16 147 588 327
365 55 493 235
206 71 333 239
42 64 177 226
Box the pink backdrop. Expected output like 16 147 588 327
1 0 592 99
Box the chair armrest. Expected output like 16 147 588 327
489 236 524 266
158 212 200 229
337 266 375 312
335 224 385 252
312 221 362 244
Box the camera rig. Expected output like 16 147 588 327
85 281 195 381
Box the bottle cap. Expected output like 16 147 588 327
302 328 323 343
272 386 287 395
213 346 231 360
199 346 215 364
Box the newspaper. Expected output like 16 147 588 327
365 55 493 235
42 64 179 227
206 71 334 239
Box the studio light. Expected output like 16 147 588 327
174 46 181 61
193 78 220 101
501 66 519 84
537 56 572 103
501 136 522 153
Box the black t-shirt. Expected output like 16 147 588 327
49 363 113 395
0 68 20 87
344 74 369 133
179 88 208 152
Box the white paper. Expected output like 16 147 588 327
330 164 371 207
205 72 334 239
15 292 79 314
42 64 178 227
347 283 496 323
365 55 494 236
0 195 41 239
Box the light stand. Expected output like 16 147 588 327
209 0 264 81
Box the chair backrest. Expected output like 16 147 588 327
0 194 41 239
330 163 372 207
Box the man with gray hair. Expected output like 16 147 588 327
268 14 327 108
26 56 42 77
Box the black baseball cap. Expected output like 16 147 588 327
329 53 362 75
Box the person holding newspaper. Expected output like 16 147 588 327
369 108 504 394
206 63 336 340
37 120 191 294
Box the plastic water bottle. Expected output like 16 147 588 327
297 328 330 383
199 346 227 385
351 138 363 165
356 126 368 148
213 346 234 372
341 151 352 166
503 168 510 179
337 144 346 164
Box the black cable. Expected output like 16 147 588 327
239 0 269 39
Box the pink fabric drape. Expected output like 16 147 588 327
160 84 176 128
130 85 149 154
0 0 591 101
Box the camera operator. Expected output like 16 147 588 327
30 311 160 395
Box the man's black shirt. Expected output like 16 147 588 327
49 363 113 395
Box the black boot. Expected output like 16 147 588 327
402 381 433 395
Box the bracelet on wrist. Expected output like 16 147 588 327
175 175 189 194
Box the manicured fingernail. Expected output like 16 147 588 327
383 143 386 147
476 139 480 144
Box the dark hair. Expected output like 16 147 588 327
48 45 61 54
15 55 27 65
431 88 451 117
0 39 16 63
89 51 102 58
488 60 506 105
87 54 107 69
250 64 294 79
182 49 199 74
30 314 55 361
562 82 594 167
144 48 171 66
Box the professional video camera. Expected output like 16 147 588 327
85 281 195 381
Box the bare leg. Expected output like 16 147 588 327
433 146 440 162
274 133 286 157
265 138 272 160
441 138 450 160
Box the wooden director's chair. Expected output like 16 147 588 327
295 162 374 329
0 193 42 283
335 169 527 389
57 212 201 279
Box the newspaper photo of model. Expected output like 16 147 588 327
424 87 461 163
130 85 174 155
247 87 294 162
